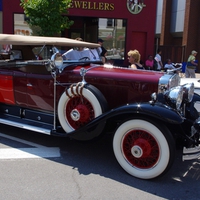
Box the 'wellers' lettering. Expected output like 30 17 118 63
70 1 115 11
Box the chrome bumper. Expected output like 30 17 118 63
183 146 200 161
182 117 200 161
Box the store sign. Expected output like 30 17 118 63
127 0 146 14
70 0 146 14
70 1 114 11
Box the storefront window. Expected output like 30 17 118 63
14 14 52 59
14 14 32 35
13 14 126 60
98 18 126 60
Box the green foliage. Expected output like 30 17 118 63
20 0 74 36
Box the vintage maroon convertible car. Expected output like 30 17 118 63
0 34 200 180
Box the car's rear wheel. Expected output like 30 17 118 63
113 119 175 179
58 84 107 134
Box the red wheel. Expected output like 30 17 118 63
122 129 159 169
58 84 107 134
113 119 175 179
66 96 95 129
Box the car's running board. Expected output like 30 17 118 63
0 118 51 135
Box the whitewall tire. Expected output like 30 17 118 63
113 119 175 179
58 84 107 133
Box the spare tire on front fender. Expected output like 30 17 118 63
58 84 108 134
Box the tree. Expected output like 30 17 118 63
20 0 74 36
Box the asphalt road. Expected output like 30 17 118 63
0 124 200 200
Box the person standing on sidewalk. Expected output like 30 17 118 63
154 49 163 71
185 50 198 78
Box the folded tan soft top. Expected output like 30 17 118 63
0 34 100 48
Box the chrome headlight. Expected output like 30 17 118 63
51 52 63 70
158 73 180 93
165 86 183 110
182 83 194 103
151 92 157 101
168 73 180 90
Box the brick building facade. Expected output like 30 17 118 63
1 0 200 70
157 0 200 71
2 0 157 66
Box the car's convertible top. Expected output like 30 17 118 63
0 34 100 48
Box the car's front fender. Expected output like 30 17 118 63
103 102 183 124
64 102 183 140
192 93 200 102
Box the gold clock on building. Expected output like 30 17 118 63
127 0 146 14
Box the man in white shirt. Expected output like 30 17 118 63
62 37 90 60
88 48 100 61
154 49 163 71
164 59 175 71
63 48 90 60
62 37 100 61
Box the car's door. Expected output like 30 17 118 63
13 63 54 112
26 64 54 111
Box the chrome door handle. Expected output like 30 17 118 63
27 83 33 87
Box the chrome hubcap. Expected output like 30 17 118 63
131 145 143 158
70 109 80 121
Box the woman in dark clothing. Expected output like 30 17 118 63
127 49 144 69
98 38 107 63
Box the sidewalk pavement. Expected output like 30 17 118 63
181 73 200 78
196 73 200 78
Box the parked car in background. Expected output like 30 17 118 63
106 49 123 60
0 34 200 180
181 77 200 95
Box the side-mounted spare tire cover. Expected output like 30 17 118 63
58 84 108 133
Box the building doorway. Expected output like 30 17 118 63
65 17 126 61
65 16 98 43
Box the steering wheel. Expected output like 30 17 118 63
79 57 90 61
